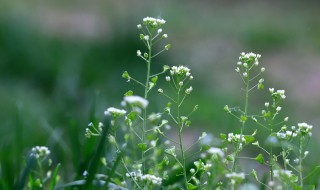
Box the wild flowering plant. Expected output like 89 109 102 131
18 16 318 190
23 146 60 190
82 17 318 190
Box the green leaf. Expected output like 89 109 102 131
49 163 61 190
187 183 197 190
226 154 234 161
122 71 130 79
254 154 265 164
258 83 264 90
127 112 137 121
163 65 170 72
220 133 227 140
165 146 176 157
264 111 271 118
244 135 255 144
251 169 259 181
138 143 147 151
224 105 230 112
151 76 158 83
124 90 133 96
148 82 155 90
240 115 247 122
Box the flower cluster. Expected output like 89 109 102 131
85 122 104 138
273 169 294 180
30 146 50 159
225 172 245 184
104 107 127 118
227 133 246 144
270 88 286 100
297 122 313 136
169 66 192 78
126 170 162 185
142 17 166 27
238 52 261 65
200 147 225 159
123 95 149 109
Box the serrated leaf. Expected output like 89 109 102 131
138 143 147 151
254 154 265 164
187 183 197 190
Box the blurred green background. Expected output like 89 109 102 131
1 0 320 188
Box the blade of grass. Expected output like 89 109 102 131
49 163 61 190
13 155 36 190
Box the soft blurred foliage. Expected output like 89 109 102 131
1 0 320 188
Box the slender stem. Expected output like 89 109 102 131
231 71 249 173
142 38 152 175
269 119 274 190
299 137 304 187
177 88 188 188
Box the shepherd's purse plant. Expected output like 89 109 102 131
18 16 318 190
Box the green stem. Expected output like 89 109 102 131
142 38 152 175
299 137 304 187
177 88 188 188
269 119 274 190
231 71 249 173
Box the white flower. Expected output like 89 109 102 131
276 107 282 111
30 146 51 159
284 117 289 121
150 140 156 147
265 102 269 107
235 67 240 72
190 76 194 80
243 63 248 68
137 24 142 29
157 28 162 34
162 34 168 38
297 122 313 135
185 86 193 94
261 67 265 72
144 35 149 41
269 88 274 93
190 168 195 173
259 78 264 83
165 76 170 82
124 96 149 109
207 147 224 158
158 88 163 93
170 66 190 76
104 107 127 117
143 17 166 27
137 50 141 56
237 62 242 66
243 72 247 77
179 81 183 86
